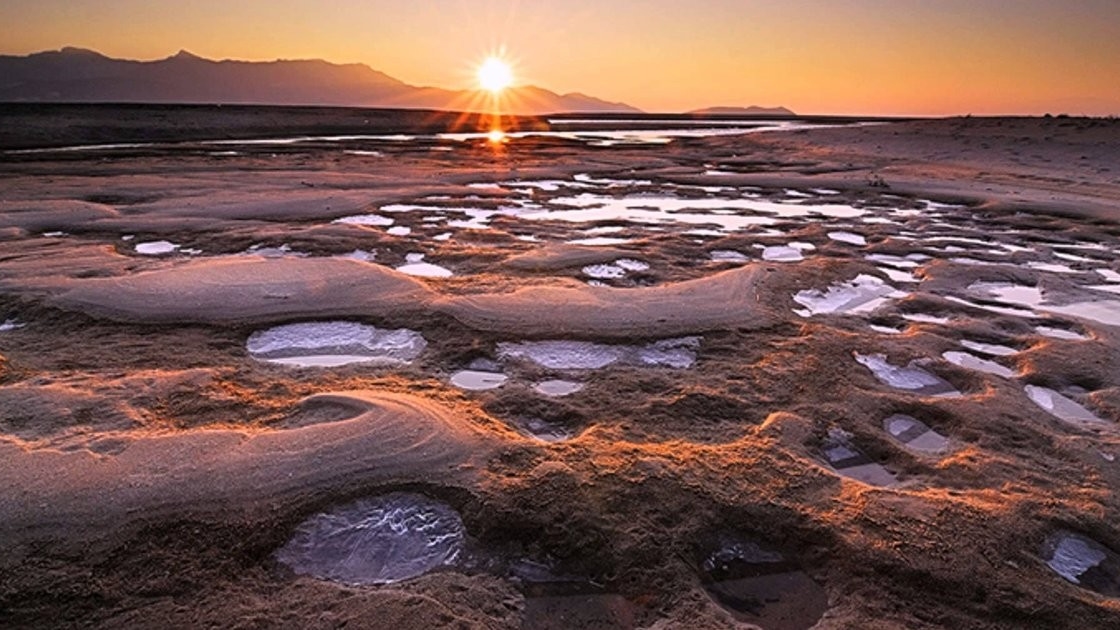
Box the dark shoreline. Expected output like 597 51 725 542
0 102 901 151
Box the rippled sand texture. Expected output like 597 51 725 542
2 112 1120 629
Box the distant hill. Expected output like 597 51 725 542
690 105 795 116
0 48 641 115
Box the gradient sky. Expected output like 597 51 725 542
2 0 1119 115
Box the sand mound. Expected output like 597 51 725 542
439 265 781 338
0 200 120 231
36 257 781 339
46 257 434 324
0 391 491 559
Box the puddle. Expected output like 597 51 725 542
582 264 627 280
1097 270 1120 283
582 259 649 280
760 245 804 262
499 341 621 370
1028 262 1079 274
944 296 1035 319
533 380 585 397
1053 251 1097 263
275 493 464 585
334 214 394 227
502 179 575 192
942 351 1015 378
1042 300 1120 328
246 243 307 258
340 249 376 262
949 257 999 267
968 282 1120 327
1025 386 1107 425
565 237 633 247
854 353 961 397
1042 531 1120 596
925 236 996 247
387 226 412 236
967 282 1045 309
710 250 750 263
902 313 952 325
1035 325 1090 341
960 339 1019 357
525 191 865 231
450 370 508 391
865 253 927 269
512 417 575 442
379 204 523 231
510 558 642 629
793 274 907 317
135 240 179 255
883 414 950 454
700 537 829 629
827 231 867 246
869 324 904 335
498 337 701 370
688 228 730 237
584 226 627 235
525 195 780 231
396 253 453 278
1088 285 1120 296
615 259 650 272
877 267 919 283
247 322 427 367
822 428 898 486
0 319 25 332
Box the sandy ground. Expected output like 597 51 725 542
1 112 1120 629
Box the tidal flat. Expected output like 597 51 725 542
2 106 1120 628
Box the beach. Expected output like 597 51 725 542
2 109 1120 629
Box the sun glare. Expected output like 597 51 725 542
487 129 507 143
478 57 513 93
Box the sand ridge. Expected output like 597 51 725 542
26 252 782 338
0 390 495 558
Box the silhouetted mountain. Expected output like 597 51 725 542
0 48 641 114
690 105 795 116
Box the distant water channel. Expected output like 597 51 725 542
4 118 850 154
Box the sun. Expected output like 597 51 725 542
478 57 513 93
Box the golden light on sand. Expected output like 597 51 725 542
478 56 513 93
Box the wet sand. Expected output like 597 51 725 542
2 111 1120 629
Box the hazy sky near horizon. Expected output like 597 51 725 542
2 0 1119 115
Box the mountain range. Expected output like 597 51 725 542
0 48 641 115
690 106 795 116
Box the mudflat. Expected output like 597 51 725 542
1 108 1119 629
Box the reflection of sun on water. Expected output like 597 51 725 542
478 55 513 145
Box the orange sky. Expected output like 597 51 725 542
2 0 1119 115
